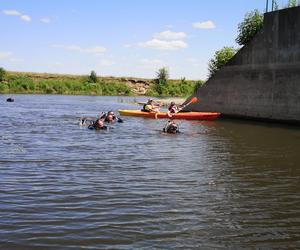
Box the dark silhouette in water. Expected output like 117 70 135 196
163 120 180 134
6 98 14 102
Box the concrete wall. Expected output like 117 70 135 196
188 7 300 124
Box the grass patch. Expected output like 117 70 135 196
1 75 132 96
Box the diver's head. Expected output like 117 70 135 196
167 122 178 134
96 119 104 127
106 114 114 122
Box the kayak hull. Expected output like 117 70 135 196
118 110 220 120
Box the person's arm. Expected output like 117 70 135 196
177 105 183 112
117 117 124 123
100 112 107 119
150 106 159 112
153 101 160 107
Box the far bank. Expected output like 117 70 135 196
0 71 203 97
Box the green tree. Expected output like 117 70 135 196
155 67 169 84
155 67 169 95
0 67 6 82
89 70 97 83
236 9 264 46
208 46 237 77
287 0 298 7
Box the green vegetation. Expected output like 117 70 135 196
154 67 169 95
207 1 300 78
0 67 6 82
89 70 98 83
236 9 264 46
0 70 200 97
0 71 132 96
146 67 203 97
208 47 237 77
286 0 299 7
207 9 263 77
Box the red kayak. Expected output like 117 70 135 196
118 110 220 121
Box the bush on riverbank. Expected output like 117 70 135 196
236 9 264 46
146 77 203 97
144 67 203 97
0 67 6 82
208 47 237 77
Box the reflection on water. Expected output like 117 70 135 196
0 94 299 249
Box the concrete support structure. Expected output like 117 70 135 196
188 7 300 124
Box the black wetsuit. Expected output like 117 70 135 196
88 124 108 130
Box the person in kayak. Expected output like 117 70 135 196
142 99 160 112
167 101 182 117
88 119 108 130
100 111 123 123
163 120 180 134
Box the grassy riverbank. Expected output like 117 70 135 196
0 71 202 97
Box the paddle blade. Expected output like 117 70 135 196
190 97 198 104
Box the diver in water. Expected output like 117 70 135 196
88 119 108 130
100 111 123 123
163 120 180 134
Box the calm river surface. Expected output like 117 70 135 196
0 94 299 249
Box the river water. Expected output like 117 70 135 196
0 94 299 249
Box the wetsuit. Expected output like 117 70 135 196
88 124 108 130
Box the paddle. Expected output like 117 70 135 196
179 96 198 111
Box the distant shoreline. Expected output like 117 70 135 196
0 71 201 97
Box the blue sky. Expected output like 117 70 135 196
0 0 273 80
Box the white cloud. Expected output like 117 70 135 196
2 9 21 16
2 10 31 22
0 51 13 60
20 15 31 22
65 45 81 51
9 58 24 63
193 20 216 29
82 46 106 54
0 51 23 63
51 44 107 55
154 30 186 40
123 44 132 48
165 24 174 29
138 39 187 50
138 58 167 70
40 17 51 23
54 62 63 66
140 58 165 65
97 59 115 67
186 58 199 63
